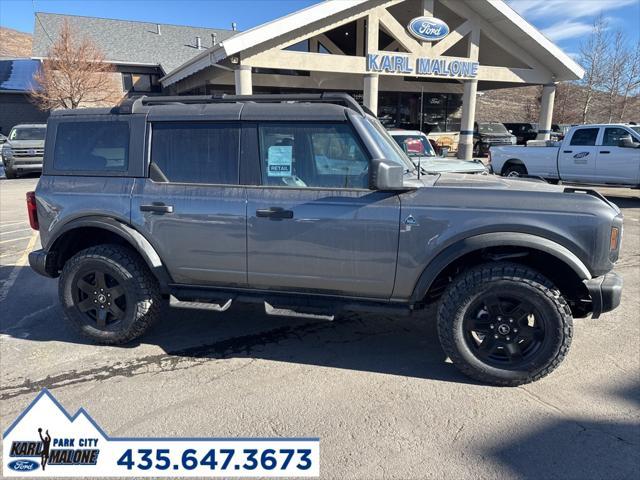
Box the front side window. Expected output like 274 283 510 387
151 123 240 184
258 123 369 189
54 121 129 171
570 128 599 146
603 127 638 146
9 127 46 141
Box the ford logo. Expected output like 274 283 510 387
8 459 39 471
407 16 450 42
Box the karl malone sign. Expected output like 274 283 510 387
366 16 479 79
367 54 479 79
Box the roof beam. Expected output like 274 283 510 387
377 7 429 56
430 19 473 57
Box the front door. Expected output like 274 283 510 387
595 127 640 185
247 122 401 298
558 127 600 182
131 122 247 286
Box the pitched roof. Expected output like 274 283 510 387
0 59 41 92
162 0 585 86
32 12 238 74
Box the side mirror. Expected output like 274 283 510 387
369 158 405 190
620 136 637 148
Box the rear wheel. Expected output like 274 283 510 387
503 163 527 177
59 244 162 344
437 262 573 386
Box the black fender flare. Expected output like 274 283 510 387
47 216 172 293
410 232 592 302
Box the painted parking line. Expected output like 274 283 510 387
0 221 28 227
0 233 38 304
0 235 33 245
0 227 32 235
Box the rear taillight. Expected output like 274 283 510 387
26 191 39 230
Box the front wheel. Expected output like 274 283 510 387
437 262 573 386
59 244 162 344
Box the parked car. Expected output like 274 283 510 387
2 124 46 178
389 129 488 174
28 93 623 386
504 123 563 145
0 133 7 144
490 124 640 187
473 122 517 156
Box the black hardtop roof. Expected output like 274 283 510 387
50 93 363 122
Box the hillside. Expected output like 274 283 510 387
0 27 33 58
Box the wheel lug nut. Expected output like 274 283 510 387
509 318 513 323
494 334 499 339
514 328 518 333
497 316 502 320
94 291 97 294
490 324 494 329
506 336 511 341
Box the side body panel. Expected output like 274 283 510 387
130 180 247 286
392 180 620 300
246 188 400 298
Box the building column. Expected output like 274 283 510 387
363 73 379 116
458 79 478 160
537 83 556 140
234 65 252 95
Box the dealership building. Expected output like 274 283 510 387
32 0 584 159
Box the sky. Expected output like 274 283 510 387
1 0 639 59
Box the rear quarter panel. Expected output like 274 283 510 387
491 145 560 178
35 176 135 249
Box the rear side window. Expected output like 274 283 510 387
569 128 599 146
54 121 129 171
151 123 239 184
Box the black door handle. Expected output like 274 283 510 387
600 150 610 154
140 203 173 213
256 207 294 219
563 150 573 153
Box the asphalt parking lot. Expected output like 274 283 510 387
1 176 638 479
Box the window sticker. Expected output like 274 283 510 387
267 146 293 177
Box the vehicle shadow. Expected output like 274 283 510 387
0 267 475 385
481 380 640 479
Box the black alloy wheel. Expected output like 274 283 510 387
463 295 545 368
74 269 127 328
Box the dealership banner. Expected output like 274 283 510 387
3 390 319 477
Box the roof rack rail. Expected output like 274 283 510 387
116 93 366 116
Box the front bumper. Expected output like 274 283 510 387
584 272 623 319
28 249 56 278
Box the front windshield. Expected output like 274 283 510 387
477 123 508 134
9 127 46 141
392 135 437 158
362 116 416 173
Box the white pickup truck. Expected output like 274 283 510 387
489 124 640 187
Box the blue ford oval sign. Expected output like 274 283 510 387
408 17 450 42
8 459 39 472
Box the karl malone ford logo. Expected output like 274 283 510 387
407 16 450 42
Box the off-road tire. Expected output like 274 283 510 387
502 163 527 177
59 244 162 344
437 262 573 386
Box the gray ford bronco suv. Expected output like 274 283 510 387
28 94 623 386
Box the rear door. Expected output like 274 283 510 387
131 121 247 287
558 127 600 182
595 127 640 185
246 121 400 298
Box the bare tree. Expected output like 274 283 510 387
578 16 610 123
604 31 629 123
31 20 122 110
618 40 640 121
